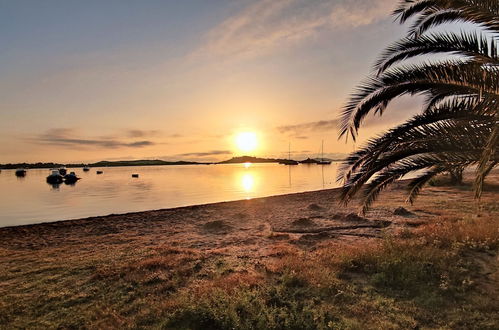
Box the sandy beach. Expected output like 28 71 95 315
0 179 458 255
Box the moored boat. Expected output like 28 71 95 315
96 170 103 174
317 140 332 165
280 142 299 165
132 174 139 178
46 170 63 184
83 166 90 172
15 168 27 177
64 172 80 184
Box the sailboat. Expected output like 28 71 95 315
279 142 299 165
317 140 332 165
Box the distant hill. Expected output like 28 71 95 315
0 155 346 170
92 160 207 167
0 159 208 169
217 156 345 165
217 156 287 164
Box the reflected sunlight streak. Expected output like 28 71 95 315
241 173 255 193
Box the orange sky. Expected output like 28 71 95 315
0 0 423 163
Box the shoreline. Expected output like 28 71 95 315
0 187 341 230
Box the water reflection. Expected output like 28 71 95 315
48 182 61 190
241 173 255 193
0 163 341 227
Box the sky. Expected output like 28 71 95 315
0 0 422 163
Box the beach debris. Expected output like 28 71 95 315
394 207 415 217
307 203 324 211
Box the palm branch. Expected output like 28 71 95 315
338 0 499 212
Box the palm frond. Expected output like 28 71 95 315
375 32 499 75
340 61 499 141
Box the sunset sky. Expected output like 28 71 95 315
0 0 422 163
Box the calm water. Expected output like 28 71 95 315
0 163 341 227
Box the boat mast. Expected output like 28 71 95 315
321 140 324 161
288 142 291 160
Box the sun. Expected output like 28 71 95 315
235 132 258 153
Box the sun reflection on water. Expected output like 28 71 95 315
241 173 255 193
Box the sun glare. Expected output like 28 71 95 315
235 132 258 153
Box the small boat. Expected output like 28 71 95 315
58 167 67 176
83 166 90 172
64 172 80 184
317 140 332 165
132 174 139 178
46 170 64 184
15 168 27 177
96 170 103 174
280 142 299 165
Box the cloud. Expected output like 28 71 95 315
177 150 232 157
32 128 156 149
277 119 340 135
278 96 424 137
195 0 395 59
126 129 160 138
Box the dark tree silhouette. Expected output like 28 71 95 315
339 0 498 213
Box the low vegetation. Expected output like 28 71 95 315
1 211 497 329
160 215 498 330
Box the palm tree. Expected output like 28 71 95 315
338 0 498 213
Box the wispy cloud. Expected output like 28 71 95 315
195 0 395 59
277 119 340 135
32 128 156 149
177 150 232 157
126 129 161 138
